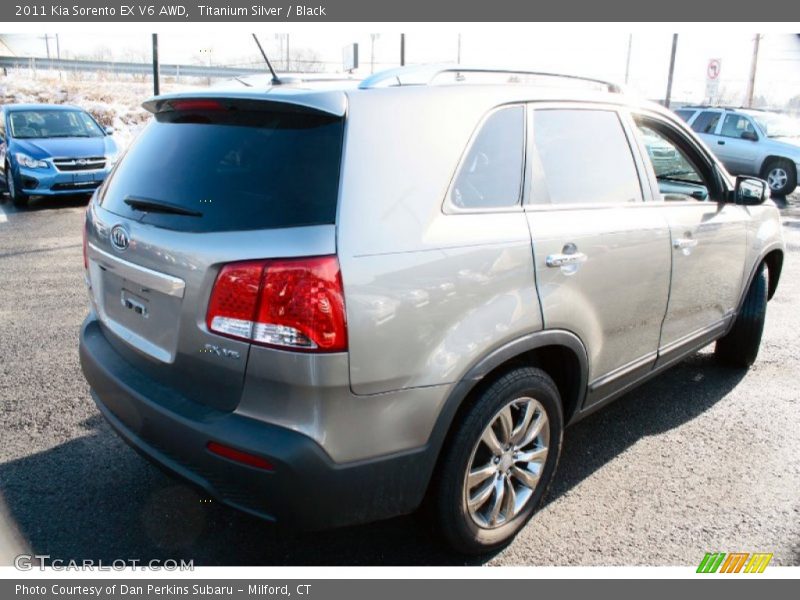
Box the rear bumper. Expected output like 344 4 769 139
79 316 432 529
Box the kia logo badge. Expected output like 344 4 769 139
110 224 130 251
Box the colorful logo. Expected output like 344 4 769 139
697 552 773 573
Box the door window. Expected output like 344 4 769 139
720 114 758 140
635 121 712 201
531 109 642 205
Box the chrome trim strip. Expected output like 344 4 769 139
588 351 657 392
87 243 186 298
658 317 730 357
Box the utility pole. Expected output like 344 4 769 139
151 33 160 96
457 33 462 64
745 33 762 108
624 34 632 85
44 34 51 59
664 33 678 108
400 33 405 66
286 34 290 72
55 33 61 80
370 34 380 73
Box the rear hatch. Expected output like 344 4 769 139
85 92 346 411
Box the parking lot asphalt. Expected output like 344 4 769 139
0 193 798 567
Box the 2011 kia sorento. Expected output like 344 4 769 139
79 66 784 554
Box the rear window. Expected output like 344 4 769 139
99 104 344 233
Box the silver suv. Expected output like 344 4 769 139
676 106 800 196
79 66 785 554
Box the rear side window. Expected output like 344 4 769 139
690 111 721 134
531 109 642 205
100 105 344 232
450 105 524 209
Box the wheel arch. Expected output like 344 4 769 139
420 330 589 500
759 154 797 180
763 248 783 300
735 245 784 318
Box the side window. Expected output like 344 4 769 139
690 111 721 134
635 121 710 202
450 105 524 209
674 109 695 122
531 109 642 205
720 114 758 139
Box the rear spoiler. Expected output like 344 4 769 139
142 90 348 117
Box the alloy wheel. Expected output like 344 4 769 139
464 397 549 529
767 167 788 191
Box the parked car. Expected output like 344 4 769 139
79 66 784 554
675 105 800 196
0 103 119 207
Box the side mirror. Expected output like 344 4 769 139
741 130 758 142
104 126 114 135
734 176 768 205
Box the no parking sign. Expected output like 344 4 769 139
705 58 722 101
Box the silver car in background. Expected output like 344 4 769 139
675 105 800 196
79 66 785 554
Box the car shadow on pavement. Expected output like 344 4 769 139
0 350 746 566
0 193 90 213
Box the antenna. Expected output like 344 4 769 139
251 33 281 86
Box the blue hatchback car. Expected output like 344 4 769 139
0 104 119 207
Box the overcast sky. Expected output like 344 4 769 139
2 30 799 105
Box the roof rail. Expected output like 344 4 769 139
359 64 623 93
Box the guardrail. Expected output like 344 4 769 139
0 55 265 79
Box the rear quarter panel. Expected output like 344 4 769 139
337 88 542 395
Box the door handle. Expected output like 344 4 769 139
717 140 725 145
546 252 588 268
673 237 698 250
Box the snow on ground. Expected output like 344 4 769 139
0 71 205 150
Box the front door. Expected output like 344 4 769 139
708 113 762 176
631 114 747 357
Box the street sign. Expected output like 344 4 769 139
705 58 722 103
707 58 722 80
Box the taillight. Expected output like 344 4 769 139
206 256 347 352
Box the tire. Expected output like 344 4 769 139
433 367 563 554
761 158 797 197
6 163 28 208
715 264 768 368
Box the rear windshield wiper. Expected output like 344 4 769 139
124 196 203 217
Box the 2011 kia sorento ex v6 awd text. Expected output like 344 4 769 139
79 66 784 554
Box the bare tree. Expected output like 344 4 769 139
291 47 326 73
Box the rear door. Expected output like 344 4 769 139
630 111 747 356
688 109 723 151
525 104 672 404
85 96 345 411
